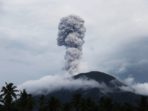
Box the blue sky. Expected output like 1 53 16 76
0 0 148 88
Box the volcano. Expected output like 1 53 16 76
34 71 141 105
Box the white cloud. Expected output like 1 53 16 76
121 77 148 95
124 77 135 85
18 74 101 95
132 83 148 95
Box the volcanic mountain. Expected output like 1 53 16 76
34 71 141 104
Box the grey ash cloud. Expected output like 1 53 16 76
57 15 86 74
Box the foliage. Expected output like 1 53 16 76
0 82 148 111
0 82 18 111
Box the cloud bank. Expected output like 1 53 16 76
121 77 148 95
18 74 101 95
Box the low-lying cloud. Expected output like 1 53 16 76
18 74 102 95
121 77 148 95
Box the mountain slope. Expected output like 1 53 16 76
74 71 125 87
33 71 142 105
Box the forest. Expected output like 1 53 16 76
0 82 148 111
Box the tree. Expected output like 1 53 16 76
72 93 82 111
48 96 61 111
98 97 113 111
0 95 4 111
26 94 34 111
17 89 34 111
39 95 47 111
0 82 18 111
0 94 3 105
63 102 72 111
139 96 148 111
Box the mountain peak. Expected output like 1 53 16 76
33 71 141 104
74 71 124 87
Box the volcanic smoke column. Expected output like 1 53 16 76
57 15 86 74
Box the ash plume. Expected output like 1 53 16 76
57 15 86 74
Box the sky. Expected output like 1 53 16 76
0 0 148 90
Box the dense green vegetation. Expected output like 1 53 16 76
0 82 148 111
